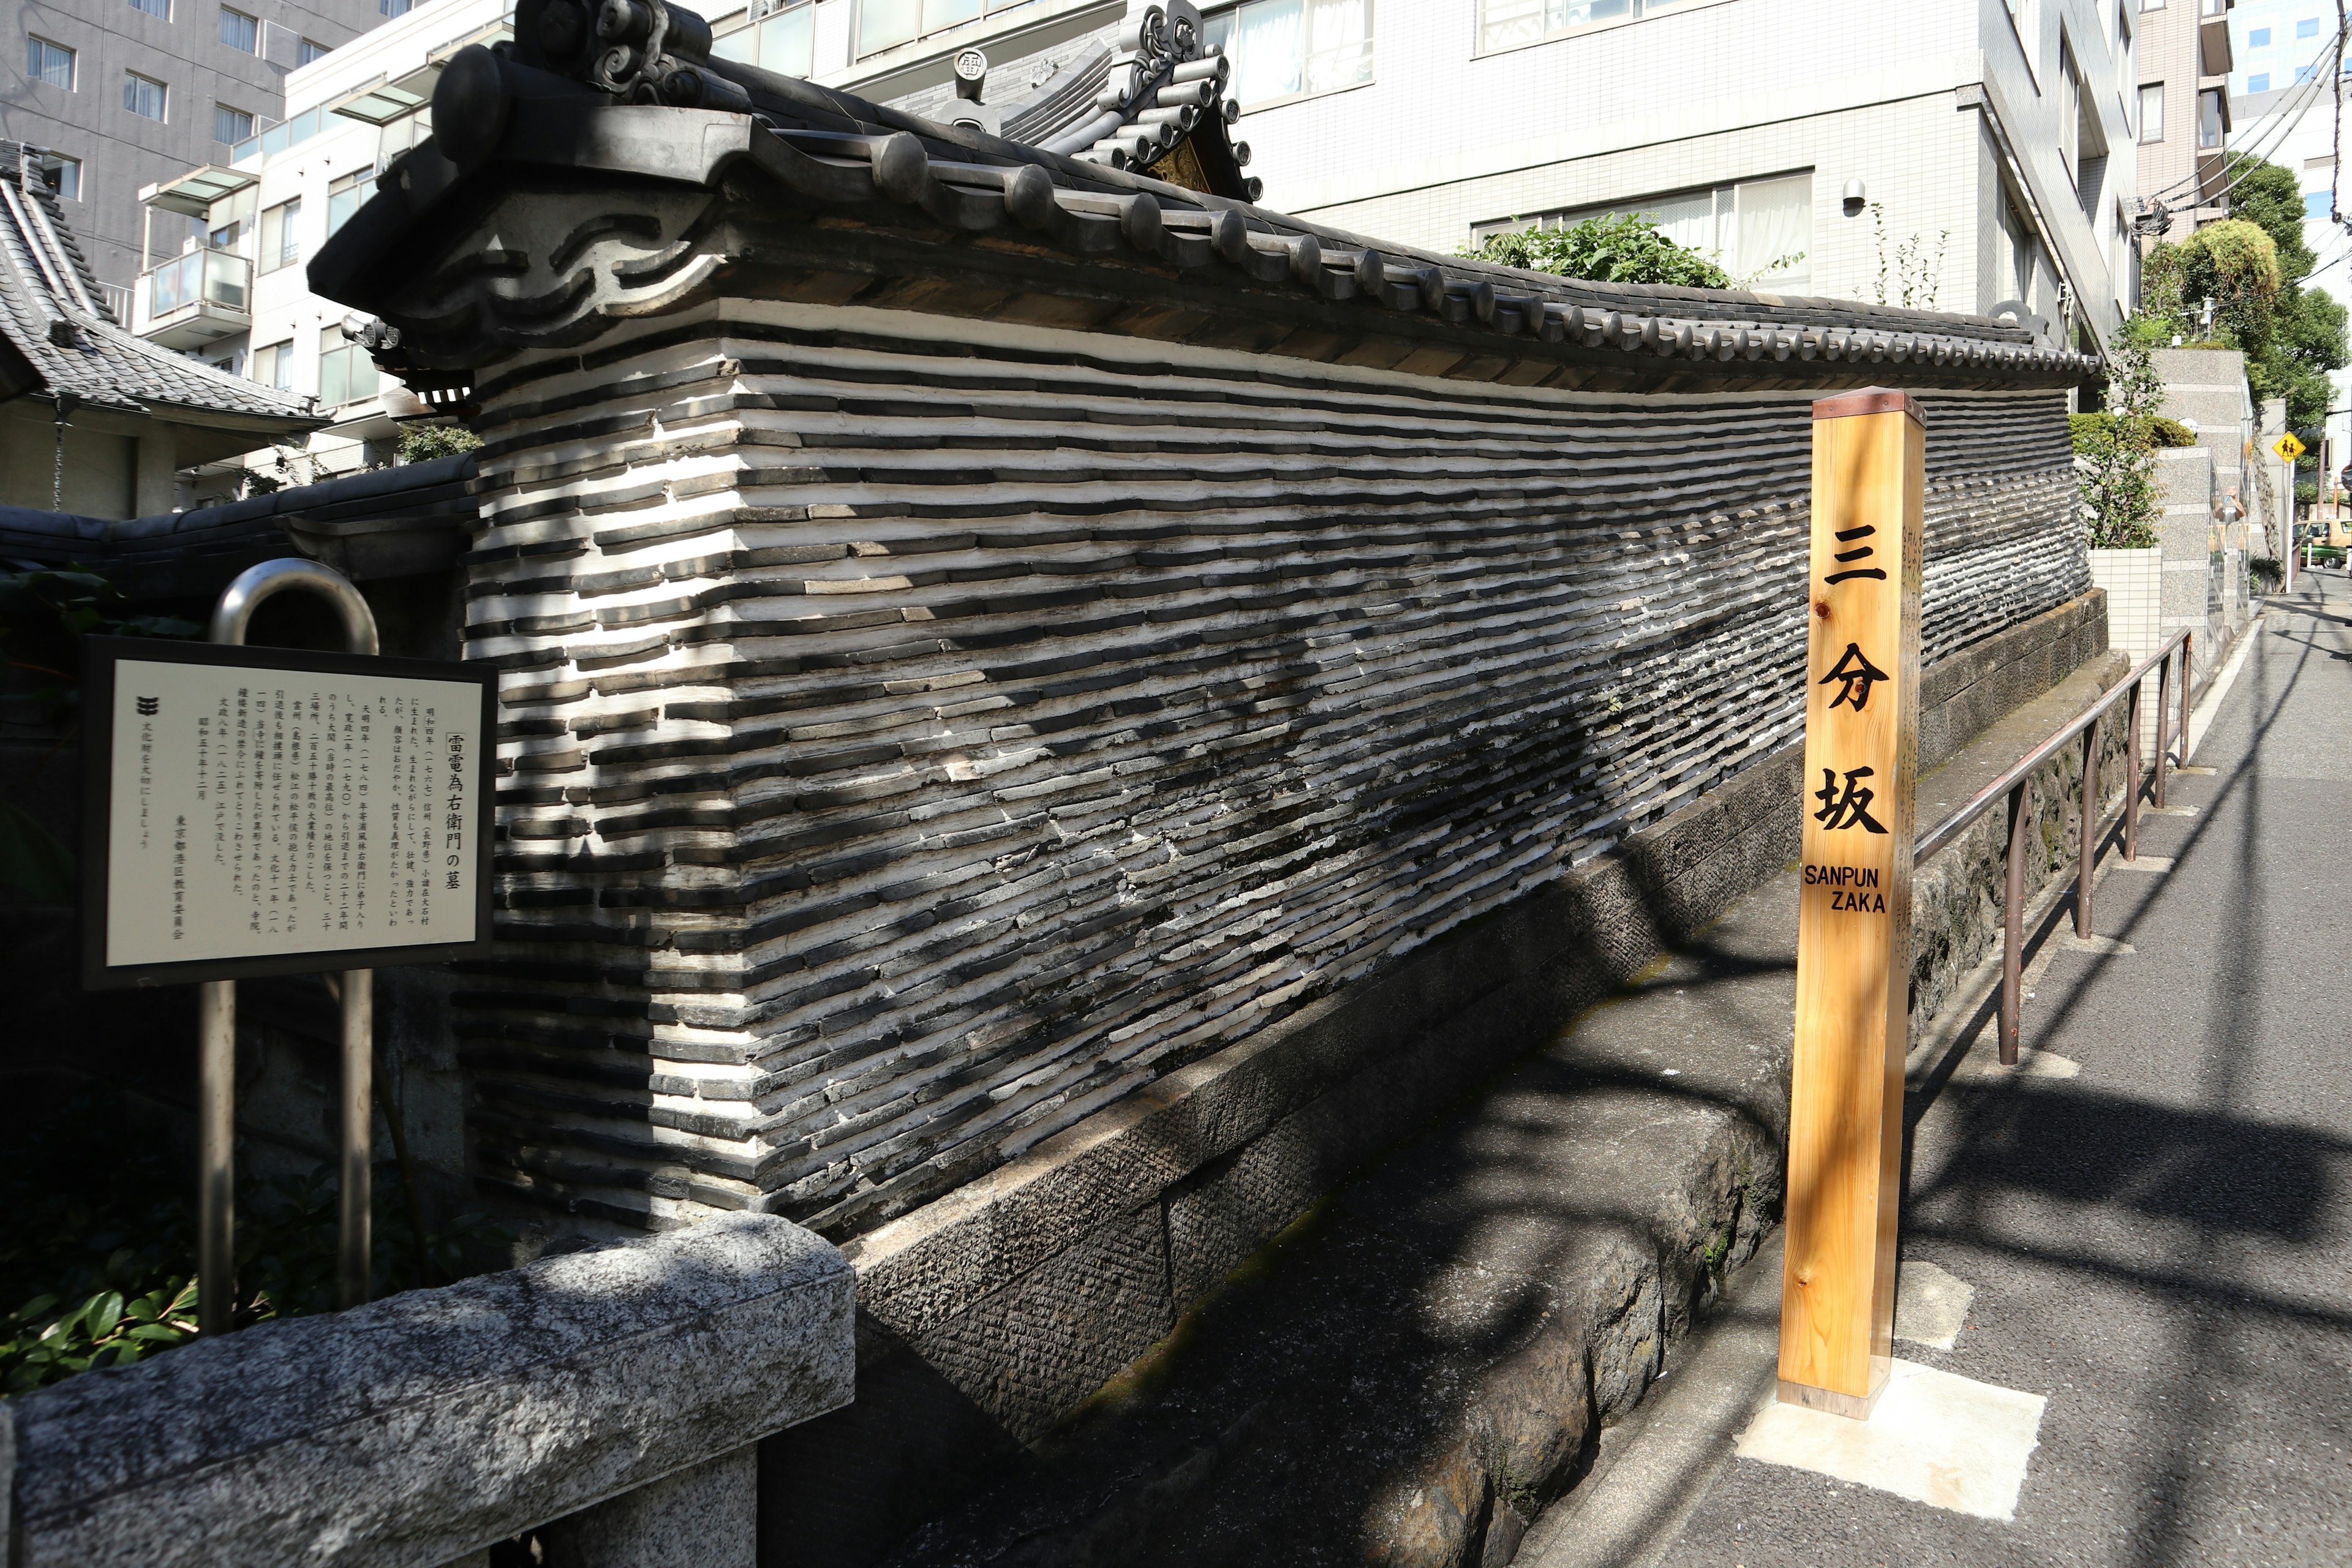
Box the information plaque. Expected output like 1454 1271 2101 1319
80 636 497 989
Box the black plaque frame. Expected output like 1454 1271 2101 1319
80 636 499 989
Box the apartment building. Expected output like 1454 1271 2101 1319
130 0 505 492
2224 0 2342 97
2 0 404 305
2134 0 2234 236
710 0 2138 349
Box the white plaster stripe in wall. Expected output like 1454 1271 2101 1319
451 300 2088 1237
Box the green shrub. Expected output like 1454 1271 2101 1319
2150 417 2198 447
1460 212 1735 288
396 423 482 465
1 1090 508 1395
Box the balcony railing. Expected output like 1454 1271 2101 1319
135 248 252 350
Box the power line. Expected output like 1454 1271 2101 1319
2147 21 2341 203
2139 18 2348 216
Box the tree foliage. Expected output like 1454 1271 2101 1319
1461 212 1735 289
2143 156 2350 450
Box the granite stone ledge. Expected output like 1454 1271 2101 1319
9 1214 853 1568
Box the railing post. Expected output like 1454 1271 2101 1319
2154 643 2174 809
2125 676 2143 861
2076 717 2098 938
2177 629 2195 767
198 979 235 1337
2002 780 2027 1067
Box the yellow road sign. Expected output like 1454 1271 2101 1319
2274 432 2306 463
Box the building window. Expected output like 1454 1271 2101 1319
254 340 293 392
28 37 75 90
1204 0 1374 107
299 37 328 63
2139 81 2163 141
2059 43 2081 184
1474 171 1812 290
219 6 257 50
129 0 170 18
258 197 301 273
124 72 168 121
2297 17 2320 38
214 104 252 143
210 349 244 376
2248 72 2271 92
2306 190 2332 218
713 0 815 75
2248 25 2269 45
1477 0 1691 54
381 0 411 14
859 0 987 58
2198 86 2225 148
318 325 380 406
326 167 374 236
2296 64 2315 83
32 151 81 199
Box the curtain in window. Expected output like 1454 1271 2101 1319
1235 0 1305 104
1733 175 1810 287
1305 0 1371 94
926 0 982 34
758 4 816 75
861 0 919 55
1637 189 1717 257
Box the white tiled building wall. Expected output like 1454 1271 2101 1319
844 0 2138 338
1209 0 2135 333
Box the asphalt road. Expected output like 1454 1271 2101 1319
1656 576 2352 1567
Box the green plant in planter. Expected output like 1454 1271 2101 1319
2077 329 2165 549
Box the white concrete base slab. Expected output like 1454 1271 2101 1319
2059 934 2134 955
1893 1261 1975 1351
1954 1041 2082 1080
1735 1360 2045 1521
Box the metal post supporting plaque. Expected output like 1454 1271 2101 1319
1778 389 1923 1420
199 560 382 1329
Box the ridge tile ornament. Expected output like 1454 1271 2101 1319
1779 388 1924 1421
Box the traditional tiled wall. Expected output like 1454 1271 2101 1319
447 298 2087 1242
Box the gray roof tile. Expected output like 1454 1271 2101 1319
0 141 323 427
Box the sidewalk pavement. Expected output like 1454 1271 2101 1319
1526 574 2352 1567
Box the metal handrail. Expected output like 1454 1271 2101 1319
1913 625 2195 1065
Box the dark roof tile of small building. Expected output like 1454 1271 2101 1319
0 141 323 427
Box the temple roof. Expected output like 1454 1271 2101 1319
0 142 321 430
889 1 1259 203
311 0 2100 393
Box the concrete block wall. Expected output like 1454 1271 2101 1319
2090 546 2164 665
2153 443 2227 684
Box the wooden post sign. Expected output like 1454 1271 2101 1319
1778 388 1924 1420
